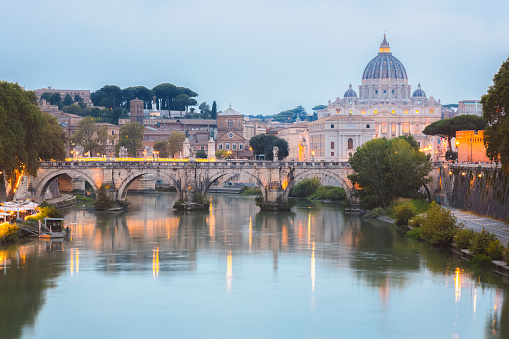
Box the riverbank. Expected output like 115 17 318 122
43 194 77 208
376 211 509 276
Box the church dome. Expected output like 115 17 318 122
344 84 357 98
362 35 408 81
412 83 426 97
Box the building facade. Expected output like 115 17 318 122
216 107 251 159
318 35 442 152
455 130 490 163
458 100 482 117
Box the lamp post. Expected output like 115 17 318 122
312 150 315 162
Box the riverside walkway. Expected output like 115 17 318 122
447 207 509 245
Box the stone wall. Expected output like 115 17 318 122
449 167 509 221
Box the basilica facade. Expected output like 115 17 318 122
317 35 442 151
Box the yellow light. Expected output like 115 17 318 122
456 141 460 146
462 172 466 176
416 110 419 114
478 173 482 178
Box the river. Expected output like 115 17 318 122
0 193 508 339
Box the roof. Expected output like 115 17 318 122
178 119 217 125
218 107 243 116
362 35 407 81
311 114 375 125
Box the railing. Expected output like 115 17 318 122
40 160 352 169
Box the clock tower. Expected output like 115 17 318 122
216 106 250 159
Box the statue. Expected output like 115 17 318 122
273 146 279 161
189 146 195 157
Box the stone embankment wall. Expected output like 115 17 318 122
449 167 509 222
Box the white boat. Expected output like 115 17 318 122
39 217 70 239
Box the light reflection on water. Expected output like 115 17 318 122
0 193 508 339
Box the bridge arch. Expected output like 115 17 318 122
35 169 99 201
205 169 267 199
283 169 353 200
116 170 180 200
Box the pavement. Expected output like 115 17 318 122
446 207 509 245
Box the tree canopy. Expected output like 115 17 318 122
117 123 144 157
0 82 66 195
481 56 509 169
249 134 289 160
71 117 109 156
422 114 486 151
272 106 307 123
348 136 432 209
167 131 186 158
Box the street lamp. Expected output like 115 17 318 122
311 151 315 161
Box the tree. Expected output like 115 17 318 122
117 123 144 157
48 92 62 105
63 94 73 106
0 82 45 188
62 104 83 116
91 85 121 109
420 201 458 245
71 117 103 156
167 131 186 158
312 105 327 111
153 140 170 158
74 94 83 103
481 56 509 169
152 83 178 110
40 92 51 102
348 137 432 209
272 106 307 123
38 112 66 161
196 150 207 158
423 114 486 151
249 134 289 160
199 102 211 115
211 101 217 119
121 86 152 109
216 149 228 159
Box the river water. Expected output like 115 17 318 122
1 193 508 339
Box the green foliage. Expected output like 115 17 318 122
272 105 307 123
211 101 217 119
423 114 486 151
167 131 185 158
153 141 170 158
0 82 46 184
309 186 346 201
95 184 114 211
487 240 504 260
362 207 385 218
470 254 492 268
469 229 497 256
312 105 327 111
216 149 230 159
239 186 262 196
114 199 130 208
91 85 121 109
481 56 509 169
289 177 321 197
196 150 207 159
408 215 425 228
348 137 432 209
0 223 18 244
39 112 66 161
63 94 73 106
505 244 509 264
393 201 417 226
419 202 458 245
117 123 144 157
453 228 475 249
405 227 422 240
249 134 289 160
192 192 210 205
26 205 63 221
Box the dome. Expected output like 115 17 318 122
344 84 357 98
362 35 408 81
412 83 426 97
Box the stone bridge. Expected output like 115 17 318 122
14 160 355 204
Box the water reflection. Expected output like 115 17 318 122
1 194 509 338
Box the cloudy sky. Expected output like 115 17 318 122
1 0 508 116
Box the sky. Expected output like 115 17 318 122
1 0 508 116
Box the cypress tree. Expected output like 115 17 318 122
211 101 217 119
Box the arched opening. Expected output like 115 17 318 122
37 171 98 201
348 138 354 150
284 170 352 201
117 172 179 200
206 171 266 199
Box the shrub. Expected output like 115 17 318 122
26 204 63 221
469 229 497 256
470 254 492 268
453 227 475 249
505 244 509 265
239 186 262 196
192 192 210 205
487 240 504 260
405 227 421 240
363 207 385 218
408 215 425 228
289 178 321 197
309 186 346 201
393 201 417 227
420 201 458 245
95 184 114 211
0 224 18 244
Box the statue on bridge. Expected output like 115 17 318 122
273 146 279 161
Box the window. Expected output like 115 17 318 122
361 110 366 114
225 143 230 150
366 124 370 129
382 123 387 133
331 142 335 149
404 109 408 114
416 110 420 114
331 152 334 157
232 144 236 150
392 110 395 114
336 108 341 114
391 124 396 134
348 138 353 149
430 109 434 114
228 121 233 128
112 131 115 135
403 122 410 133
239 144 243 150
219 144 223 150
331 124 334 128
374 110 378 114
